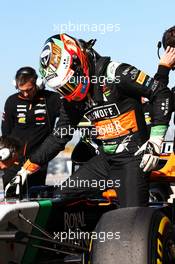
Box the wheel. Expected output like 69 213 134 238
90 207 175 264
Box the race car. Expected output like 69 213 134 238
0 186 118 263
0 140 175 264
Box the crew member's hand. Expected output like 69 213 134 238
159 46 175 68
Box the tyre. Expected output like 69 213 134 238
90 207 175 264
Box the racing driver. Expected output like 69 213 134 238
5 34 172 207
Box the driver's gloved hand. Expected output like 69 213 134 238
134 139 160 172
5 159 40 198
134 126 167 172
5 175 22 198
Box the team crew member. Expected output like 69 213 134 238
6 34 172 207
155 26 175 87
154 26 175 148
1 67 61 190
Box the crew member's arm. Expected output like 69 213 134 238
154 46 175 85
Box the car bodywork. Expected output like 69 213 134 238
0 188 118 263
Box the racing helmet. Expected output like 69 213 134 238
39 34 90 101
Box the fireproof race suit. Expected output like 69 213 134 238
154 64 175 149
1 90 61 190
20 59 172 207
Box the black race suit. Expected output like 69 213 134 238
1 90 61 190
28 61 172 207
154 64 175 149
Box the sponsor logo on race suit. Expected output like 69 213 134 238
85 103 120 122
15 100 48 126
84 103 138 140
95 110 138 140
17 104 27 123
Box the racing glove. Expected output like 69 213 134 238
4 159 40 197
134 125 167 172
